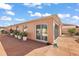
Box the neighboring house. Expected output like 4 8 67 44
5 15 62 44
62 24 79 34
0 27 5 31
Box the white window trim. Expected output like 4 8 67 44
35 23 48 43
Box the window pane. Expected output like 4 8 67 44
36 25 41 40
42 25 47 41
54 24 59 40
36 24 48 41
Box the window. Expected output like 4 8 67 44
23 25 28 32
36 24 48 41
16 26 19 31
54 24 59 40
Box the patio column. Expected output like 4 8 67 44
59 24 62 36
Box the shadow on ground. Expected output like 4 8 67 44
0 34 47 56
75 39 79 43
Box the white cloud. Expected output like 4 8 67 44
67 6 71 8
28 11 32 14
43 13 51 16
53 3 59 5
24 3 31 6
0 3 12 10
0 16 12 21
75 9 79 11
24 3 42 9
37 6 42 9
5 23 11 26
24 3 51 9
72 16 79 19
43 3 52 6
24 3 42 6
58 14 71 18
58 14 79 20
0 22 14 27
59 14 79 26
6 11 15 15
29 12 51 17
30 12 42 17
15 18 26 21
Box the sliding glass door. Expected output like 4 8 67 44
36 24 48 42
54 24 59 40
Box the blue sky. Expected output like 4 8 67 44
0 3 79 27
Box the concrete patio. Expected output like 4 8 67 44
0 34 79 56
0 34 46 56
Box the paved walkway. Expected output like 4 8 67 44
0 34 46 56
0 34 79 56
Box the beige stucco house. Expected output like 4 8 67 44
5 15 62 44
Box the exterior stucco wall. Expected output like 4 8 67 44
25 17 54 44
4 15 62 44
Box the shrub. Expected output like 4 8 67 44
17 32 22 36
21 32 27 37
13 30 19 35
1 30 6 34
1 30 4 33
68 28 76 36
1 30 3 33
53 43 58 48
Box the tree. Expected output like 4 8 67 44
68 28 76 36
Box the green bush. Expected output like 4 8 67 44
1 30 8 34
13 30 19 35
21 32 27 36
1 30 4 33
68 28 76 36
17 32 22 36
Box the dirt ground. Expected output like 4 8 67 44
26 35 79 56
